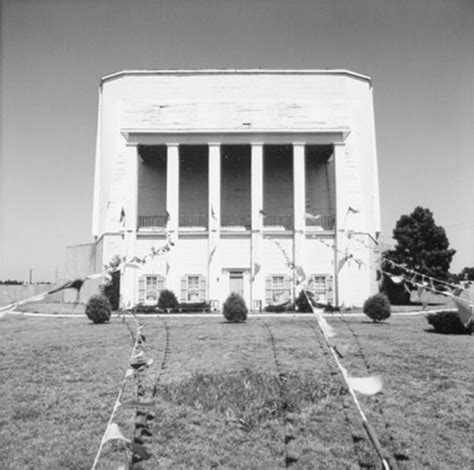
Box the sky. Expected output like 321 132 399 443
1 0 473 282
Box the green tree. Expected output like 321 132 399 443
459 267 474 281
384 207 455 281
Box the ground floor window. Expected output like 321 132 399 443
138 275 165 304
265 274 291 304
309 274 334 303
181 274 206 302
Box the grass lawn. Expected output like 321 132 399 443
0 313 472 469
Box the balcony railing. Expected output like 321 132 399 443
137 215 167 229
264 214 294 230
305 211 336 231
221 215 251 229
137 211 336 231
179 214 208 228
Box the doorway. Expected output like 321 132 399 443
229 271 244 296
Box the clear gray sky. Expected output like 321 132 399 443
1 0 473 282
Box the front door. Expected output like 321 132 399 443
229 271 244 297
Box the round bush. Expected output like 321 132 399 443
85 294 112 324
295 290 314 313
426 310 472 335
223 293 248 323
158 289 179 311
363 293 391 322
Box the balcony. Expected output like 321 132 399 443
137 215 167 230
305 210 336 231
221 215 251 230
264 214 294 231
179 214 208 229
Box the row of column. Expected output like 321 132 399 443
163 142 310 235
125 141 347 306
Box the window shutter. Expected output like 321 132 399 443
138 276 145 304
158 276 165 294
283 275 291 301
326 275 334 304
180 276 187 302
199 275 206 301
265 276 272 305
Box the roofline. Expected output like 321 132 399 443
100 69 372 86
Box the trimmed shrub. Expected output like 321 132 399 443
295 290 314 313
223 293 248 323
264 301 294 313
85 294 111 324
363 293 391 322
180 302 211 313
158 289 179 311
426 310 472 335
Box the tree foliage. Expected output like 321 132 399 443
384 207 455 281
459 267 474 281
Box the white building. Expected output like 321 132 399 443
91 69 380 309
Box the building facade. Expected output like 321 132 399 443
91 70 380 309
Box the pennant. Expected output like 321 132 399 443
208 245 217 265
347 374 383 395
337 256 348 273
305 212 321 220
251 262 261 282
47 278 85 295
388 274 403 284
119 207 126 224
453 298 473 328
295 266 306 285
347 206 360 214
103 423 131 444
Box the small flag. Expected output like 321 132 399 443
305 212 321 220
251 262 261 282
119 207 126 224
388 274 403 284
208 245 217 264
347 374 383 395
211 205 217 222
103 423 131 444
347 206 360 214
295 266 306 285
453 298 473 327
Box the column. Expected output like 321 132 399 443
333 141 346 307
250 143 264 311
166 143 180 234
293 143 305 299
166 143 180 296
208 143 221 302
122 143 139 307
